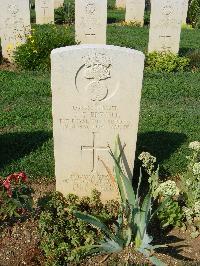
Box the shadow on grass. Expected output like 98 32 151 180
179 47 198 56
134 131 187 177
107 17 123 24
0 130 52 170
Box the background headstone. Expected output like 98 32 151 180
181 0 189 24
35 0 54 24
148 0 184 54
54 0 64 9
125 0 145 26
75 0 107 44
116 0 126 9
51 44 145 201
0 0 30 62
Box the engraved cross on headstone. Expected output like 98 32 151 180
41 0 48 16
81 132 109 172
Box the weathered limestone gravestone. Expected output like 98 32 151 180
75 0 107 44
181 0 189 24
116 0 126 9
51 44 145 201
0 0 30 62
125 0 145 26
148 0 184 54
54 0 64 9
35 0 54 24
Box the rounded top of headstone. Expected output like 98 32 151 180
51 44 145 59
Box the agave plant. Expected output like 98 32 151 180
74 136 168 266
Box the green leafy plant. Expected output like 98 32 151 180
145 52 190 72
157 199 183 228
188 0 200 28
0 172 33 221
14 24 75 70
138 152 183 228
108 0 116 10
55 0 75 25
38 190 119 265
179 141 200 237
74 137 168 266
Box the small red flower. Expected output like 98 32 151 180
18 172 28 182
3 179 11 190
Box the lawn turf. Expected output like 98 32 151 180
0 8 200 179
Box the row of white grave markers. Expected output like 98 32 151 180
117 0 189 28
51 44 145 200
76 0 186 54
0 0 189 62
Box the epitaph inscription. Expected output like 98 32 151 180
51 45 145 201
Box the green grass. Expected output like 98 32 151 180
138 71 200 175
108 9 125 24
107 26 200 53
0 8 200 180
0 71 53 178
1 69 200 179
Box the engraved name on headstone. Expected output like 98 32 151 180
125 0 145 26
51 45 145 201
0 0 30 62
35 0 54 24
75 0 107 44
148 0 184 54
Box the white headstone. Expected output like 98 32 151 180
116 0 126 9
181 0 189 24
51 44 145 201
125 0 145 26
35 0 54 24
148 0 184 54
54 0 64 9
0 0 30 62
75 0 107 44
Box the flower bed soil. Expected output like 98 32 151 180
0 181 200 266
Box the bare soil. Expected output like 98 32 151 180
0 181 200 266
